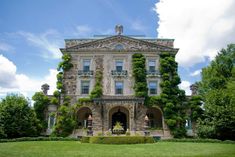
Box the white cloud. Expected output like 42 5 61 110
131 20 147 32
190 69 201 76
0 42 13 51
0 54 57 98
18 30 63 59
155 0 235 67
73 25 92 37
179 80 191 96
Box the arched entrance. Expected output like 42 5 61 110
146 107 163 129
77 107 92 129
109 106 129 131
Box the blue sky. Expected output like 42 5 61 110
0 0 235 98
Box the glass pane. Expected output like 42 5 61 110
149 82 157 88
83 60 90 71
148 60 156 66
115 82 123 94
81 81 90 94
49 116 54 129
115 82 123 88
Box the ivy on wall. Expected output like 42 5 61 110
90 69 103 99
132 53 148 98
159 52 187 137
56 53 73 94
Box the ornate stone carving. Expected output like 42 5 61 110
66 36 177 52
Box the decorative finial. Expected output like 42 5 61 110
41 83 50 95
115 25 123 35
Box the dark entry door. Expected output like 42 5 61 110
112 111 127 131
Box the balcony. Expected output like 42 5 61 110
146 70 161 77
111 70 128 77
78 70 94 77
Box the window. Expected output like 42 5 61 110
115 60 123 71
83 59 90 72
149 81 157 95
49 115 55 129
148 60 156 72
81 81 90 94
115 81 123 94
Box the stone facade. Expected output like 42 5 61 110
48 29 179 138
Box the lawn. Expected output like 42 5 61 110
0 141 235 157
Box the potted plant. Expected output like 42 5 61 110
112 122 124 135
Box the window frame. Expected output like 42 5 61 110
148 59 156 72
148 81 157 95
115 60 123 72
115 81 124 95
83 59 91 72
81 80 90 95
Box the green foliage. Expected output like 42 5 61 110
132 53 148 98
112 122 124 135
197 44 235 140
88 136 155 144
0 137 80 143
78 97 92 104
0 94 41 138
90 70 103 99
147 96 162 107
161 138 235 144
52 97 76 137
159 52 187 137
32 92 50 131
52 105 76 137
57 53 73 71
188 95 203 121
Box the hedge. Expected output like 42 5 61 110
0 137 80 143
161 138 235 144
81 136 155 144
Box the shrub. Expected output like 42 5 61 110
80 136 90 143
89 136 155 144
0 137 80 143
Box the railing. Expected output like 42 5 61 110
146 70 161 77
78 70 94 77
111 70 128 77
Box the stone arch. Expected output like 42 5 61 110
108 106 130 131
77 107 92 129
146 106 163 129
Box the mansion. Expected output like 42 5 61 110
45 25 192 138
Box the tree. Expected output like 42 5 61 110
32 92 50 131
159 52 187 138
52 97 76 137
0 94 41 138
197 44 235 140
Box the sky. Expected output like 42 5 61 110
0 0 235 99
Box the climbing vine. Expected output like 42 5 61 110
159 52 187 137
56 53 73 94
132 53 148 98
90 69 103 99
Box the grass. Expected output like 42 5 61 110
0 141 235 157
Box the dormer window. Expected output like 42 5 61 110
115 60 123 72
148 60 156 72
83 59 91 72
